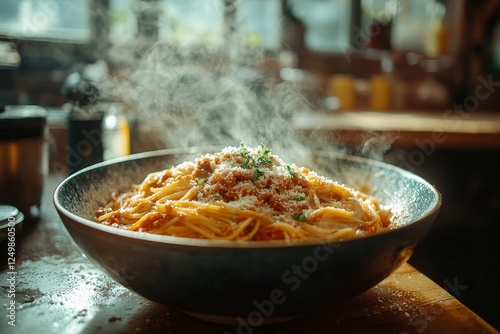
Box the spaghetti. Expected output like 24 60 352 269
95 144 392 241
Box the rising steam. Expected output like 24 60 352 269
99 12 394 165
102 42 321 163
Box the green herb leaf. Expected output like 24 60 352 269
258 144 271 156
257 144 273 166
251 168 265 182
257 156 273 166
292 214 307 222
242 155 254 168
285 165 296 179
239 143 255 168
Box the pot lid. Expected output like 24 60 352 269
0 105 47 140
0 205 24 226
0 205 24 242
0 205 19 222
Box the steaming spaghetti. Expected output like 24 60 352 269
95 145 392 241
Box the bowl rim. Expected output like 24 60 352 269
53 147 442 249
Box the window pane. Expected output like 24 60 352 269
0 0 91 42
109 0 138 46
159 0 224 46
109 0 282 49
288 0 351 52
237 0 282 50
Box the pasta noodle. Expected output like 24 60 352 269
95 144 392 241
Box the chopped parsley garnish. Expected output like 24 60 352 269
290 195 306 201
258 145 270 155
196 178 205 184
239 143 255 168
293 214 307 222
239 143 274 182
251 168 265 182
285 164 296 179
257 145 273 166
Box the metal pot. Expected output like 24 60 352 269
0 105 49 219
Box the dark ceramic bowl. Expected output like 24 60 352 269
53 148 441 324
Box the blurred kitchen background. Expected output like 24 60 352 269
1 0 499 329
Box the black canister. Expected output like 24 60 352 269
62 72 104 174
67 112 104 174
0 105 49 219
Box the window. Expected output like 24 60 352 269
109 0 282 50
159 0 225 46
237 0 282 50
0 0 91 42
109 0 138 46
287 0 351 53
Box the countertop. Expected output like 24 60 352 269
293 111 500 149
0 175 498 334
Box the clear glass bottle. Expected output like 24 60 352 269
415 59 450 111
103 104 130 160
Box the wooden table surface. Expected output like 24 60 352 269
0 175 497 334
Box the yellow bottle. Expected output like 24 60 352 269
370 75 392 111
328 75 355 110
